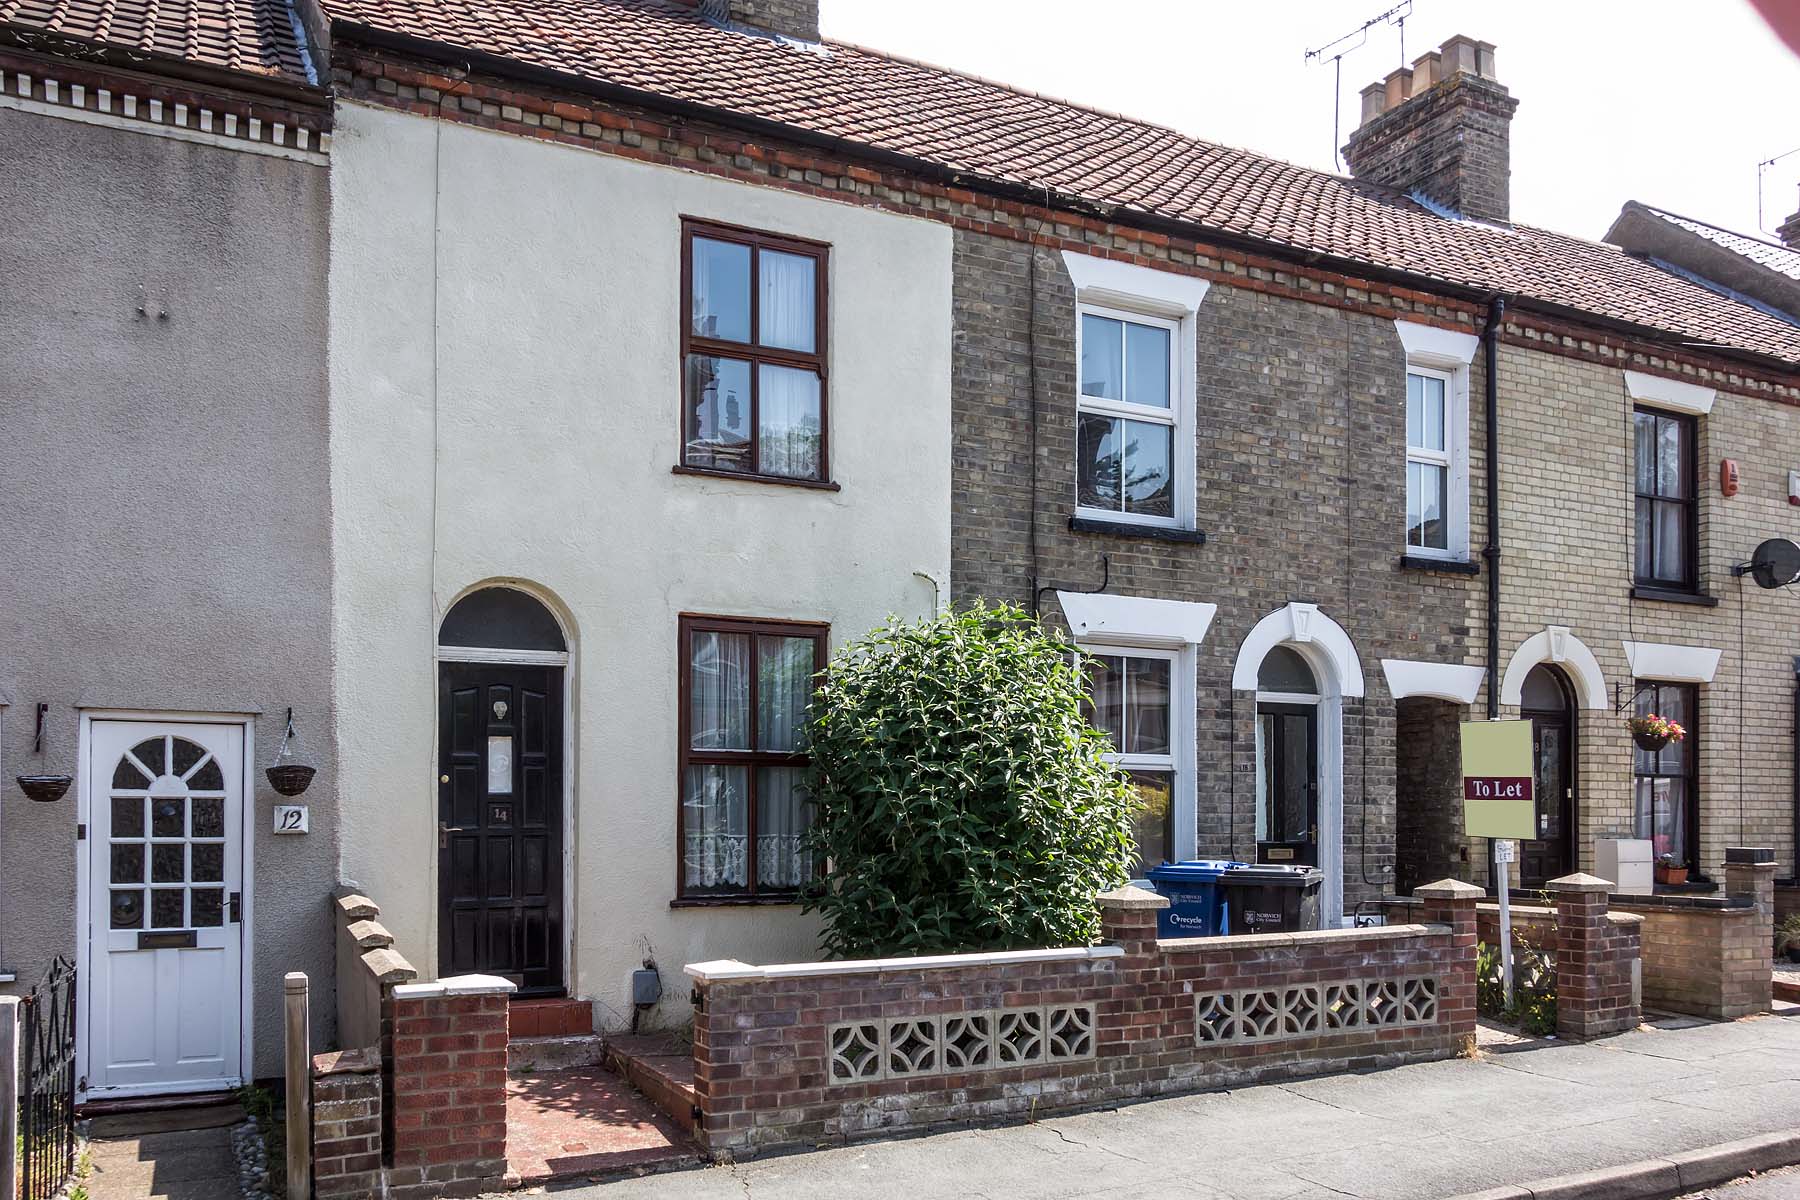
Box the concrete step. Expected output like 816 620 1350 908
508 1032 607 1075
604 1033 698 1134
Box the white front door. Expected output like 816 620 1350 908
86 720 245 1097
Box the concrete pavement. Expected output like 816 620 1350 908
523 1010 1800 1200
1680 1164 1800 1198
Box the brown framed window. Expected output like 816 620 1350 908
1633 681 1700 873
677 615 828 901
1633 407 1697 590
679 219 830 485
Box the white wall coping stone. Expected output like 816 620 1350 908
1624 369 1716 416
391 973 516 1000
1622 640 1723 684
1058 592 1217 648
685 945 1124 983
1157 922 1442 953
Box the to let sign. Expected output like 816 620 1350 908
1461 720 1534 840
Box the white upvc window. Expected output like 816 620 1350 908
1393 321 1475 561
1076 305 1182 527
1063 251 1207 532
1079 644 1188 878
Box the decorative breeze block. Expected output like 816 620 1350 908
827 1004 1095 1085
1195 976 1439 1046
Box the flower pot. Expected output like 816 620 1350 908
18 774 73 803
265 763 316 797
1655 864 1689 886
1633 729 1672 752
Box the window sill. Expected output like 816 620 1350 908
1630 585 1718 608
1399 554 1479 575
669 895 803 909
1069 516 1206 545
671 465 841 492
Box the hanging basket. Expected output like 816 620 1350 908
18 774 73 803
266 763 316 797
1633 729 1672 752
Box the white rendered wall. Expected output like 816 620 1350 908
329 101 952 1026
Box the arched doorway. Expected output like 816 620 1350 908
1255 647 1320 867
1518 664 1577 887
436 585 570 995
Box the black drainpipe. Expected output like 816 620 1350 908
1791 657 1799 879
1483 297 1505 719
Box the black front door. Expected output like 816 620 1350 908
1257 704 1318 866
1519 709 1575 887
438 662 564 994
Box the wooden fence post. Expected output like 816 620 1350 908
284 972 312 1200
1 995 20 1200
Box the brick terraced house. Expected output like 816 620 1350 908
312 0 1800 952
7 0 1800 1106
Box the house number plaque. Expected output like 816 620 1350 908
273 804 310 835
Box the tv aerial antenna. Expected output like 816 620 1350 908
1756 144 1800 237
1306 0 1413 171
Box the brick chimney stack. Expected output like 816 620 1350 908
693 0 819 41
1778 185 1800 250
1343 35 1519 223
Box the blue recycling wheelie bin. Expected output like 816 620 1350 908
1145 860 1242 938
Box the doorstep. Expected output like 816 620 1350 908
604 1033 699 1134
505 1064 698 1185
509 995 593 1038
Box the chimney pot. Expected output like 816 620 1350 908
1359 82 1388 125
1410 50 1441 93
1476 41 1499 80
1778 184 1800 250
1439 34 1481 78
1383 68 1414 112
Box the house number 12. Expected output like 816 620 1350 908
273 805 309 835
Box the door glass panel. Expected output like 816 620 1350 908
112 796 144 839
1254 714 1271 841
152 844 185 884
1258 646 1316 694
1535 726 1563 840
487 736 514 795
191 888 224 928
690 632 751 749
190 760 224 791
111 844 144 885
151 888 185 929
112 755 151 789
110 889 144 929
152 797 185 837
1279 713 1311 843
191 797 224 839
172 739 205 778
191 844 224 883
130 737 167 777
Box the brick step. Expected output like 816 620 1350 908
509 996 592 1039
604 1033 698 1134
509 1032 607 1075
1775 977 1800 1005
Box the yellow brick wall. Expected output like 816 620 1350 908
1484 337 1798 880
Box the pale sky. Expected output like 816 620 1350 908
821 0 1800 245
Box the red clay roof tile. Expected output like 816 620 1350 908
0 0 313 82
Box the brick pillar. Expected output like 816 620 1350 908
1549 873 1640 1040
313 1047 383 1198
1413 878 1482 1046
684 959 756 1160
1096 885 1169 1061
1723 848 1778 1016
1097 884 1166 954
384 975 515 1199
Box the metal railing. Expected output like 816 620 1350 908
18 956 77 1200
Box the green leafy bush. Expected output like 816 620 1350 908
801 603 1137 958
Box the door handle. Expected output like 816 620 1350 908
438 822 468 850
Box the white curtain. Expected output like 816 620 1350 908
757 766 812 888
757 636 814 752
690 631 750 749
758 365 821 479
684 765 748 889
758 249 815 351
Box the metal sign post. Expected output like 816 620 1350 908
1461 721 1534 1013
1493 837 1517 1007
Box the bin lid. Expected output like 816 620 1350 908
1224 863 1324 884
1147 859 1243 882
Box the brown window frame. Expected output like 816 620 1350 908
1632 680 1702 876
677 218 834 489
675 613 829 904
1633 406 1699 592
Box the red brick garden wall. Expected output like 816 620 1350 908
688 881 1480 1157
382 980 514 1199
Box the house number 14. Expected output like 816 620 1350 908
273 805 309 835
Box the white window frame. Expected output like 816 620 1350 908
1063 251 1206 533
1075 642 1195 875
1394 321 1474 562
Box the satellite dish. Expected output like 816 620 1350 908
1749 538 1800 590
